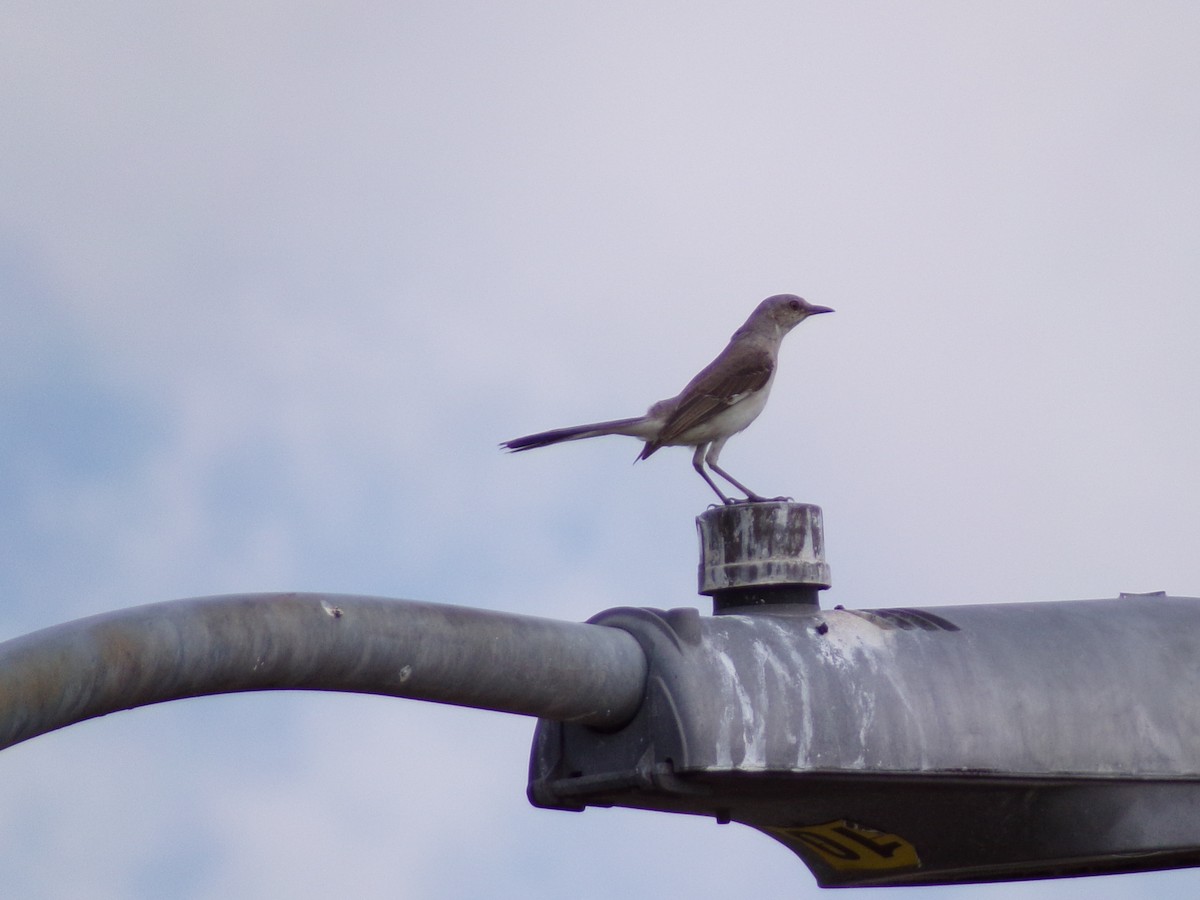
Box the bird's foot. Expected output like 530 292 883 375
717 493 793 505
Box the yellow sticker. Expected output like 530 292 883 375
767 820 920 872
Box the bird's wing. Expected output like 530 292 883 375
654 344 774 446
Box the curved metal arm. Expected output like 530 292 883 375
0 593 648 750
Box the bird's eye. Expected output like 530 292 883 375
789 299 801 311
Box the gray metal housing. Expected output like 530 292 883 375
529 595 1200 886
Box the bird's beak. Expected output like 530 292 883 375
806 304 835 315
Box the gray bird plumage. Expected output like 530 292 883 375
502 294 833 503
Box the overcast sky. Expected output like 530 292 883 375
3 3 1200 898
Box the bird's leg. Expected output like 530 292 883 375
704 441 771 503
692 444 733 504
708 461 769 502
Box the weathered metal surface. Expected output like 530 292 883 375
696 502 829 611
0 592 648 749
5 497 1199 888
530 594 1200 886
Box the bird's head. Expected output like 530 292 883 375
755 294 835 334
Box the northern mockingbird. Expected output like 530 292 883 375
502 294 833 504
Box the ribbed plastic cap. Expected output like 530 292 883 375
696 502 830 612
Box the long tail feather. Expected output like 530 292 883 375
501 417 647 452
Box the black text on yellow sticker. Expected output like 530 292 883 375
767 820 920 872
